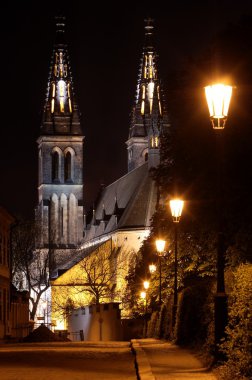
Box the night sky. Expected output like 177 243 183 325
1 0 252 219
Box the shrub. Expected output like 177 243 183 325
175 278 213 346
147 310 159 337
218 263 252 380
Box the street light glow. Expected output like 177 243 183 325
205 83 232 129
155 239 166 254
149 264 157 273
170 199 184 223
140 291 146 299
143 281 150 290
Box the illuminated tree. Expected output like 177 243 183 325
11 219 51 321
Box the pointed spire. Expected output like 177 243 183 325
55 16 66 46
127 18 170 172
101 203 107 222
91 207 97 226
113 196 119 216
112 196 123 223
83 212 87 230
129 18 165 138
41 16 82 135
144 17 154 50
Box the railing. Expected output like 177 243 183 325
68 330 84 341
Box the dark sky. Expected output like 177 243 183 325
1 0 252 219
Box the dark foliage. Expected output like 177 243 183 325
175 278 214 347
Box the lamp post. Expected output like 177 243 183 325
169 199 184 330
149 263 157 274
205 83 232 347
155 239 166 306
143 280 150 337
140 290 147 337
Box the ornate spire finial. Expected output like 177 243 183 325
144 18 154 49
127 17 170 172
144 18 154 33
55 15 66 45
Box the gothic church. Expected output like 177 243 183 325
36 17 170 327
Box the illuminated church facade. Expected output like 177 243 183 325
36 17 170 328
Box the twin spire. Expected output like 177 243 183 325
41 16 82 135
127 18 170 172
41 17 169 166
139 18 162 117
130 18 168 138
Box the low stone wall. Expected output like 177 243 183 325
67 302 122 341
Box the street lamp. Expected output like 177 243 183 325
149 263 157 274
155 239 166 306
141 281 149 338
143 281 150 316
205 84 232 129
169 199 184 330
205 83 232 347
143 280 150 291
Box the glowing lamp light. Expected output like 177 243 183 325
155 239 166 256
170 199 184 223
140 291 146 299
205 84 232 129
143 281 150 290
149 264 156 274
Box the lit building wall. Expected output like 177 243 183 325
51 229 150 328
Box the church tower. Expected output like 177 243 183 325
36 17 84 250
126 18 170 172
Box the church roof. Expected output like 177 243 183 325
41 16 82 136
84 162 157 241
54 239 109 274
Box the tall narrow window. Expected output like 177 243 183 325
52 152 59 181
58 80 65 113
65 152 72 182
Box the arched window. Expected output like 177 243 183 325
52 152 59 181
64 151 72 182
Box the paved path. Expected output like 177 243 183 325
0 342 136 380
132 339 217 380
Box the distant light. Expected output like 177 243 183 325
143 281 149 290
156 239 166 255
149 264 156 274
140 291 146 299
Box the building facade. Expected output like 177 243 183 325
36 17 84 255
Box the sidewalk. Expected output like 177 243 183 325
131 339 217 380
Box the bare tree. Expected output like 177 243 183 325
11 219 51 320
78 247 116 304
51 240 133 317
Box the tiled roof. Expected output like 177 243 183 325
84 163 157 240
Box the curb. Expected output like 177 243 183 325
131 339 155 380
